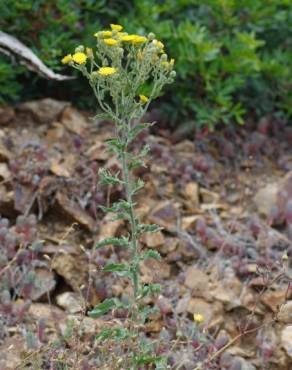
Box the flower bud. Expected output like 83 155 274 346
161 54 167 61
86 47 93 59
170 70 176 78
117 47 124 56
75 45 84 52
148 32 155 40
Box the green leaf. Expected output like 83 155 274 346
93 112 112 121
139 284 161 299
103 263 128 273
128 157 146 170
100 199 133 213
89 298 116 318
96 236 130 249
110 212 131 222
130 178 144 196
136 223 162 236
140 249 161 261
106 138 126 153
96 327 129 341
127 123 152 143
98 168 124 186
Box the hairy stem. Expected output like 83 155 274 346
121 149 139 299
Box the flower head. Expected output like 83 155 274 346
110 24 123 32
72 52 87 65
98 67 117 76
139 95 149 104
104 38 118 46
61 54 72 64
94 30 112 38
121 34 137 42
193 313 204 324
133 36 148 44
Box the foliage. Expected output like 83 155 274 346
0 0 292 128
0 215 43 335
64 24 175 368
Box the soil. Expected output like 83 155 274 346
0 99 291 369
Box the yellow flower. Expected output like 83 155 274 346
110 24 123 32
94 30 112 38
104 38 118 46
98 67 117 76
139 95 149 104
121 34 137 42
193 313 204 323
61 54 72 64
72 52 87 64
132 36 148 44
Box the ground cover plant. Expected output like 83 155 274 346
0 98 291 369
0 0 291 129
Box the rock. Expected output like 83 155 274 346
278 301 292 324
184 182 199 209
59 314 104 337
97 212 124 241
0 142 12 161
209 267 243 309
210 284 240 306
184 266 209 296
60 106 88 135
149 200 180 232
0 163 10 180
176 296 190 314
0 106 15 125
140 258 171 283
156 295 173 315
181 215 201 231
281 325 292 359
159 237 179 254
52 253 87 292
56 191 96 232
228 356 256 370
56 292 83 313
261 290 287 313
30 267 56 301
187 297 224 327
28 303 65 322
18 98 69 123
0 336 25 370
254 171 292 225
141 230 165 248
254 183 279 220
200 188 220 204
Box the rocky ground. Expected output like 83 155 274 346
0 99 291 369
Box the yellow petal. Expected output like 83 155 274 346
72 52 87 64
61 54 72 64
139 95 149 104
110 24 123 32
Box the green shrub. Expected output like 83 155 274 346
0 0 291 128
